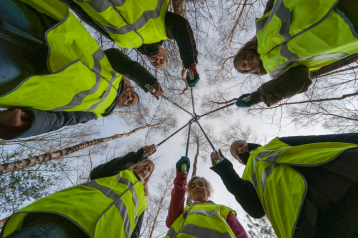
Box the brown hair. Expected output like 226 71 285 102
128 159 154 196
233 37 263 75
230 140 247 165
186 176 214 202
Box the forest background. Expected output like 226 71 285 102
1 0 358 237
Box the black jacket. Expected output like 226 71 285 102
62 0 198 69
211 133 358 218
138 12 198 68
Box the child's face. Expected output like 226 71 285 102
190 178 209 202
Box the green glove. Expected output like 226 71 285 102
236 93 254 108
186 66 200 87
176 156 190 174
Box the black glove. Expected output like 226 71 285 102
186 65 200 87
236 94 254 108
176 156 190 173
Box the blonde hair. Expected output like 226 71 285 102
128 159 154 196
187 176 214 202
230 140 247 165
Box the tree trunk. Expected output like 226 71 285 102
148 196 165 238
310 53 358 78
0 123 161 175
186 140 200 206
172 0 184 16
0 216 8 227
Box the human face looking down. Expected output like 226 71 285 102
190 177 209 202
235 52 260 72
230 140 249 162
147 47 168 70
136 163 154 180
119 88 139 107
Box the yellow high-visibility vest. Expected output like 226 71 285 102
74 0 170 49
2 170 147 238
166 202 237 238
256 0 358 79
0 0 122 118
242 137 357 238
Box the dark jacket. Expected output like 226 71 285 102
62 0 198 69
251 0 358 107
250 66 312 107
138 12 198 68
211 133 358 237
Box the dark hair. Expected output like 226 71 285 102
233 37 263 75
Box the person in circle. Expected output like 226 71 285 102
63 0 200 87
1 145 157 238
211 133 358 238
165 156 248 238
233 0 358 108
0 0 164 140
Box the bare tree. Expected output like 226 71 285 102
140 169 176 238
0 122 164 175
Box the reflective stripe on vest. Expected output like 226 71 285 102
255 0 358 78
0 0 122 118
166 203 236 238
166 224 232 238
49 49 118 113
242 137 357 238
81 173 140 238
2 170 146 238
73 0 169 48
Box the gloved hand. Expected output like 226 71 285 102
235 94 254 108
186 65 200 87
176 156 190 173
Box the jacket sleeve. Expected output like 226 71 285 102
226 212 248 238
165 12 198 68
166 172 188 228
90 148 146 180
263 0 275 15
210 159 265 219
251 66 312 107
131 211 145 238
14 109 96 140
279 133 358 146
104 48 157 93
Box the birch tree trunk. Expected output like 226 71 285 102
186 139 200 206
0 123 161 175
0 216 8 227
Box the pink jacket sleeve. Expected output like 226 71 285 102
166 172 188 228
226 212 248 238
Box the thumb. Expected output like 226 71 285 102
218 149 225 159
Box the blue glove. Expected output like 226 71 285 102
176 156 190 173
236 94 254 108
186 66 200 87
